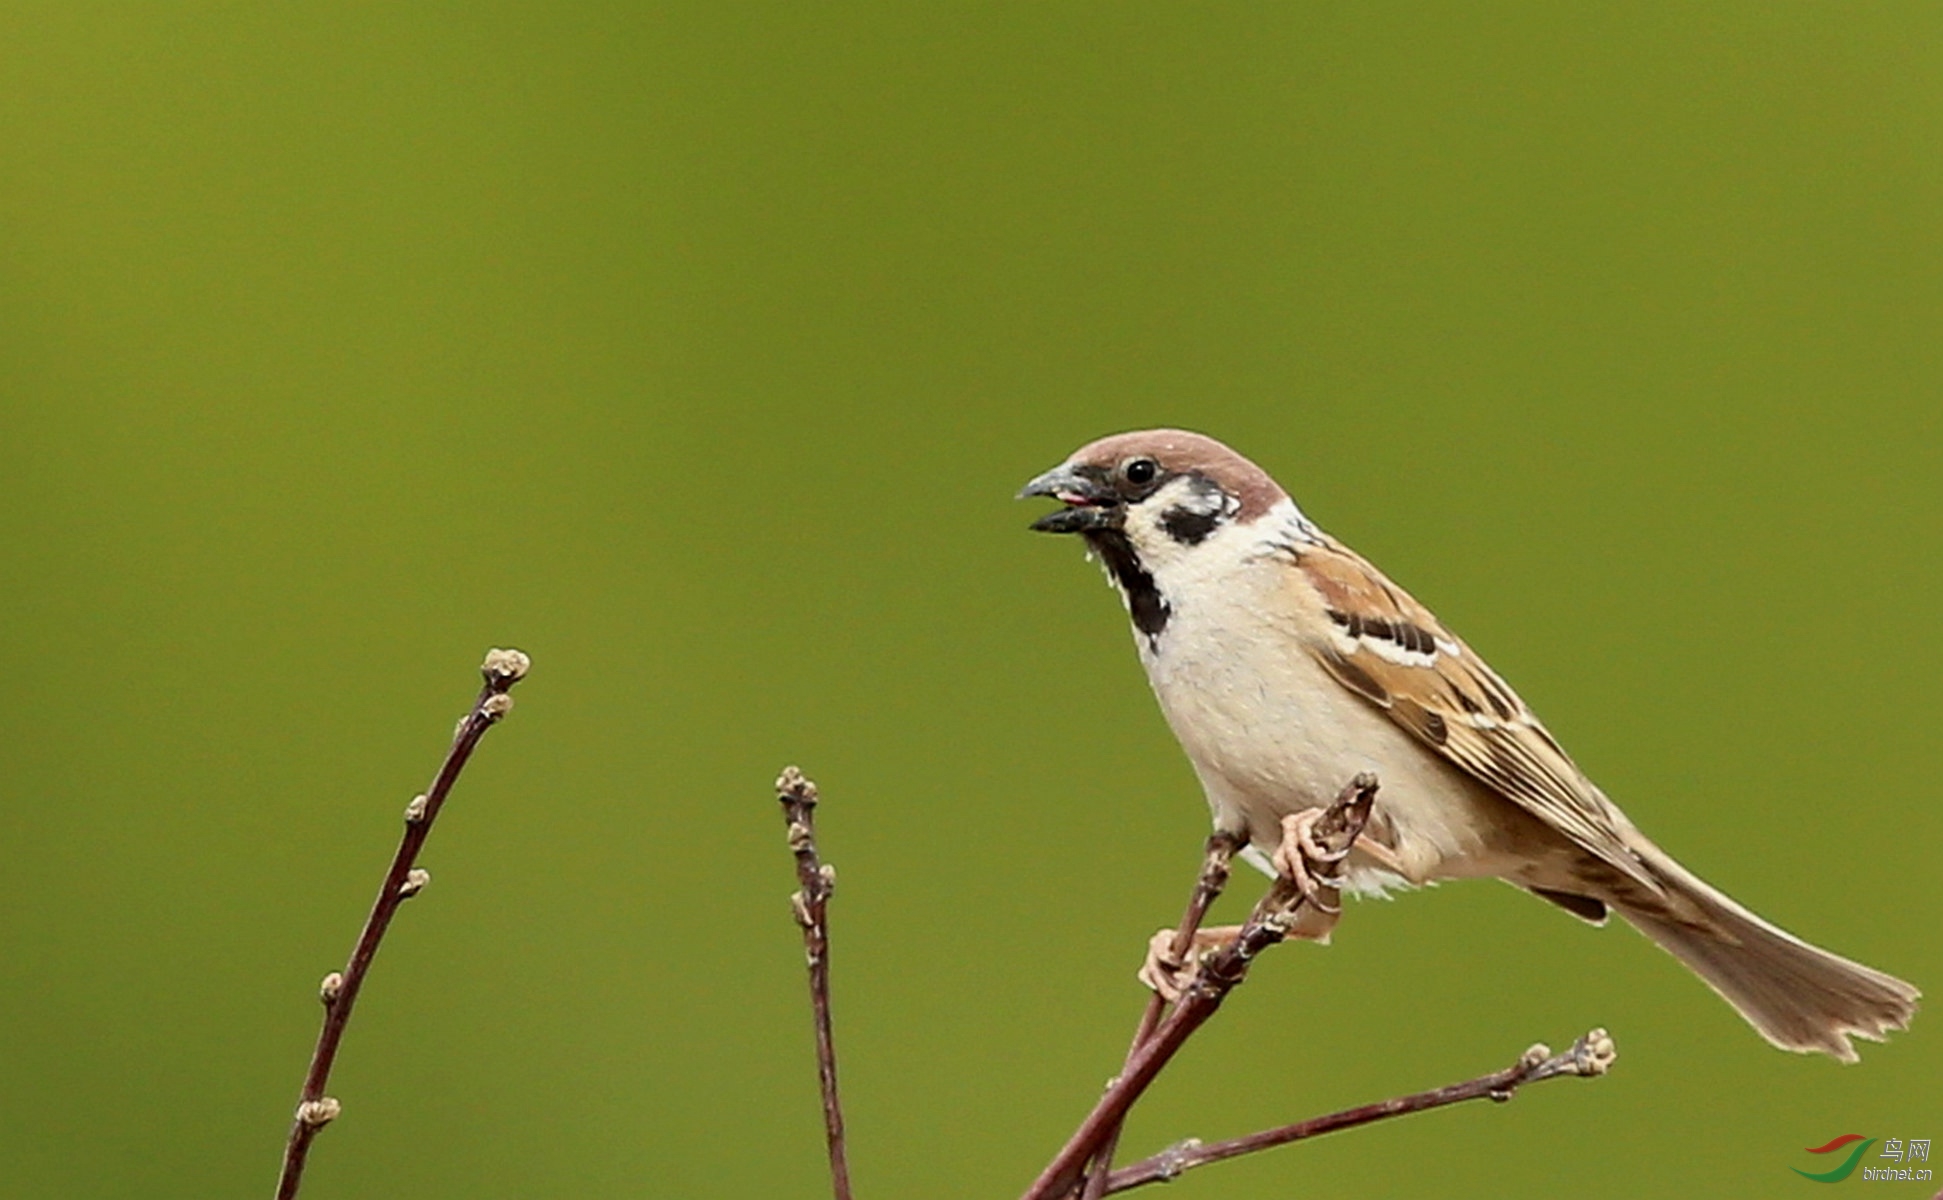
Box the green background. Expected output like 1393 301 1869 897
2 5 1936 1198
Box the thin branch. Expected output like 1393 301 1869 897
1022 774 1380 1200
1101 1028 1618 1193
777 766 854 1200
275 648 531 1200
1078 832 1241 1200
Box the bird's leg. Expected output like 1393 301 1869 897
1138 815 1384 999
1350 832 1407 878
1136 812 1396 1001
1138 924 1247 1003
1133 830 1244 1003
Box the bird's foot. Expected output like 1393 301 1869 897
1138 924 1245 1002
1271 807 1349 914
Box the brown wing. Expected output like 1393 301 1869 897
1289 537 1659 894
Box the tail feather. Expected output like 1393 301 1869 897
1614 846 1918 1061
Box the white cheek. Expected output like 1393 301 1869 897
1121 478 1217 566
1177 484 1233 518
1122 490 1323 629
1133 510 1257 594
1123 511 1196 575
1121 504 1170 554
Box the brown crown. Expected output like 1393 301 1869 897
1064 428 1287 522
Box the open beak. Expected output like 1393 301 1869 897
1017 463 1119 534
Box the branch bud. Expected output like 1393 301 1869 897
482 648 531 682
1573 1028 1617 1076
319 972 344 1005
481 693 514 721
1155 1138 1203 1181
775 765 818 804
296 1097 342 1127
404 794 429 824
399 868 430 899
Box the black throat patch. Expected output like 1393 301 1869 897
1084 529 1170 642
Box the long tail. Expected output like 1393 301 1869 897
1613 843 1919 1061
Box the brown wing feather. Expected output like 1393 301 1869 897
1292 537 1659 893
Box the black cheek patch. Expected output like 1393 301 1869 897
1159 505 1222 546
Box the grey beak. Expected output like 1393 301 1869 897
1018 463 1117 534
1016 463 1092 502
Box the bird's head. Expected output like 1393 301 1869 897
1017 428 1288 559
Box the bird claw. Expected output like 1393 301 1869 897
1272 809 1346 905
1138 926 1243 1002
1265 809 1349 944
1138 928 1189 1001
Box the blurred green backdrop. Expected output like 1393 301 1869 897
2 5 1937 1198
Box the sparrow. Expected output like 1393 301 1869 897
1019 428 1918 1060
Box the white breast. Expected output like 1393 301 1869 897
1125 507 1515 889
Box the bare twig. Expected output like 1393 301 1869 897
1101 1028 1617 1192
1023 774 1380 1200
275 648 531 1200
777 766 853 1200
1077 832 1241 1200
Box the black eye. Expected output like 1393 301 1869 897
1123 458 1158 486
